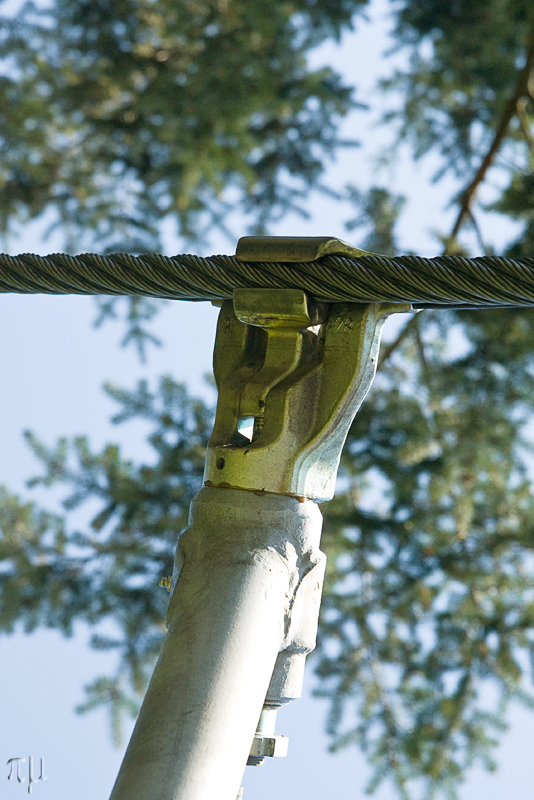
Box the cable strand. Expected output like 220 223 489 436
2 251 534 308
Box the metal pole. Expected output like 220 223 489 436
110 487 322 800
109 238 411 800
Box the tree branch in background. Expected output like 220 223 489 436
378 313 418 370
516 97 534 155
444 18 534 253
467 209 491 256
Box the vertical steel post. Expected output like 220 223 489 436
109 238 411 800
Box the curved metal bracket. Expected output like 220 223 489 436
204 288 410 502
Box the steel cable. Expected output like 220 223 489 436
2 251 534 308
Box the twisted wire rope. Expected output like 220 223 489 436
1 251 534 308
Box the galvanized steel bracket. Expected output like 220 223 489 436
235 234 377 262
204 237 411 503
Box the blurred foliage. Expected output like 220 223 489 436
0 0 366 349
386 0 533 172
345 185 406 255
0 378 213 744
319 306 534 797
2 1 534 799
0 0 365 248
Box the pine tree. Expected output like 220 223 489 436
2 2 534 798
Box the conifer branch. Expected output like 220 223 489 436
444 17 534 253
423 672 473 796
359 618 410 799
516 97 534 155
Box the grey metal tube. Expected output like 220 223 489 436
109 486 323 800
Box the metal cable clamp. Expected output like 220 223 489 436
205 237 411 503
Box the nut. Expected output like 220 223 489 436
249 734 289 759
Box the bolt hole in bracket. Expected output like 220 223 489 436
205 236 412 504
